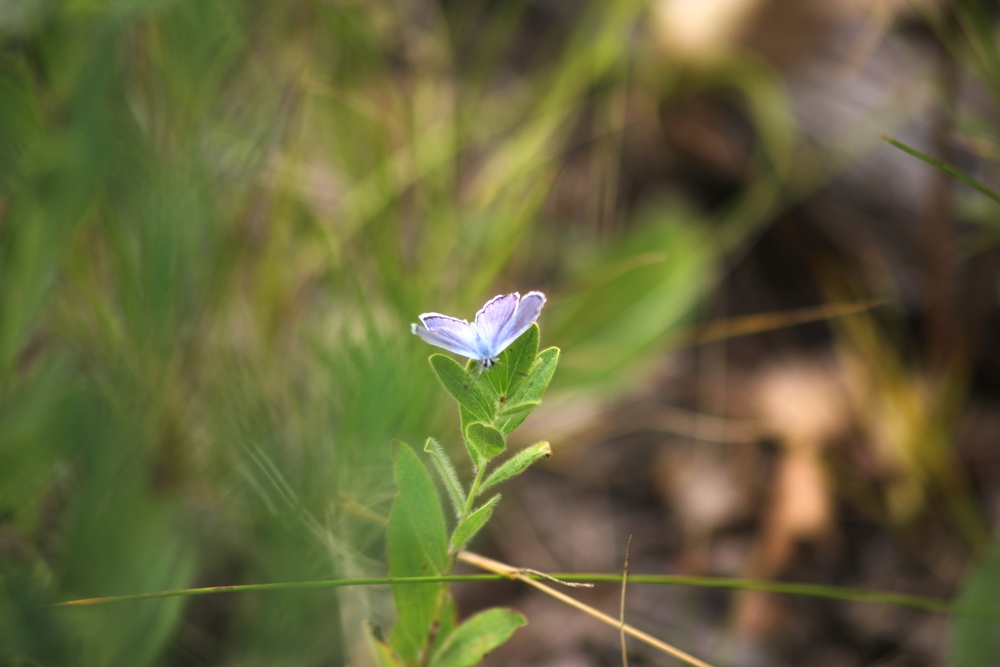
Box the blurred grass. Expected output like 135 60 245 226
0 1 761 664
6 0 1000 663
4 0 943 664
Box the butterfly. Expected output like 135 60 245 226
411 291 546 369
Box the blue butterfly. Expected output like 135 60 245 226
411 291 546 369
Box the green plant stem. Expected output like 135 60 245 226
461 462 489 518
52 572 998 619
881 134 1000 207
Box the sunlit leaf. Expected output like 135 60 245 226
430 608 526 667
387 442 449 663
486 323 539 398
450 494 501 551
424 437 466 519
430 355 495 423
481 442 552 493
498 347 559 434
464 422 506 461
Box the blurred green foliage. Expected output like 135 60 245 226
953 541 1000 667
0 0 795 664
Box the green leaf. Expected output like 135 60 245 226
365 621 403 667
485 323 540 397
430 608 527 667
953 541 1000 667
516 347 560 401
390 443 449 573
503 323 539 376
465 422 506 460
430 355 495 422
481 442 552 493
498 347 559 434
450 494 501 551
433 596 459 659
387 442 450 663
423 438 466 519
458 405 480 464
498 400 540 419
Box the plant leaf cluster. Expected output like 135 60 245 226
376 324 557 666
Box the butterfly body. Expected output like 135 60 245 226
411 291 546 368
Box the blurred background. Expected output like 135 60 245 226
2 0 1000 665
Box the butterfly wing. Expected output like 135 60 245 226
474 291 546 358
411 314 481 360
473 293 520 357
414 291 547 363
494 291 546 353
